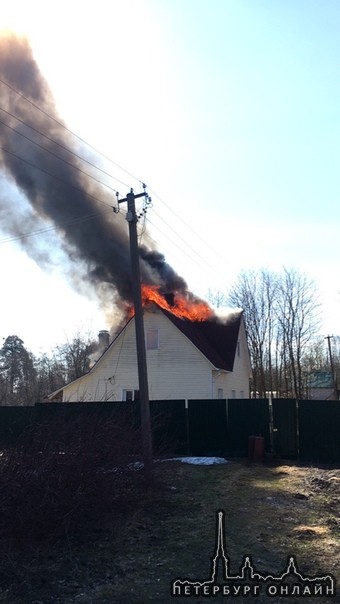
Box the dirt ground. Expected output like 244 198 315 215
0 458 339 603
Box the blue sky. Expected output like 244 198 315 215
0 0 339 353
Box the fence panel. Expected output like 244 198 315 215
35 401 138 424
150 400 187 454
34 402 140 449
36 401 187 455
298 400 340 463
227 399 270 456
0 406 35 446
187 399 227 456
1 399 338 463
272 399 298 459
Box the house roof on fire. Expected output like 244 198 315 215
47 305 243 399
160 306 242 371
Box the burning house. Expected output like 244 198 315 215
47 289 251 402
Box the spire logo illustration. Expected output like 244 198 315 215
171 510 336 599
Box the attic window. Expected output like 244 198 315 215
146 329 159 350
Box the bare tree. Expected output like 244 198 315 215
228 269 278 397
55 331 97 383
206 288 229 308
228 268 321 398
0 330 99 404
34 353 66 401
275 269 321 398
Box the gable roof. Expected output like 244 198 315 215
158 306 242 371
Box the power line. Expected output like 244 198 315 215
0 79 223 262
0 105 131 191
0 209 113 245
148 187 222 260
0 77 140 187
146 215 225 282
0 115 124 196
0 144 114 209
0 81 225 280
151 207 213 264
0 149 223 284
148 206 225 278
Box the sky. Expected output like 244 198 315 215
0 0 339 355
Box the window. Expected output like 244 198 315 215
217 388 224 399
231 390 236 399
123 389 133 402
122 389 140 401
146 328 159 350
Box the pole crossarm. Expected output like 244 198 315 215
118 190 148 204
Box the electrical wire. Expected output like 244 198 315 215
0 115 122 197
0 77 225 265
0 105 130 191
0 77 138 188
112 323 127 379
0 132 223 282
149 206 222 274
148 187 222 260
137 213 147 245
0 144 114 209
0 209 113 245
146 215 224 282
0 78 223 263
0 80 224 276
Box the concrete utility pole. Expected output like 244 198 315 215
117 188 153 483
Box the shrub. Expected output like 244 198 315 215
0 410 144 547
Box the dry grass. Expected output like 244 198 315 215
0 457 339 603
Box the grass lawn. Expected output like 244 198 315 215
1 458 339 603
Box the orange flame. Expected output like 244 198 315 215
141 284 213 321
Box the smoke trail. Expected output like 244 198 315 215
0 33 190 314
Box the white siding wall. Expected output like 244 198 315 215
61 309 252 402
63 308 213 401
209 317 251 399
224 318 251 398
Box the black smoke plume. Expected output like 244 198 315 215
0 33 190 317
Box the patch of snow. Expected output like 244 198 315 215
125 456 230 471
164 456 229 465
127 461 144 470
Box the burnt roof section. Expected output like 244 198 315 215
159 307 243 371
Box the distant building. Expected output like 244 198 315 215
308 370 338 400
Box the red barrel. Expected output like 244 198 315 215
248 435 256 460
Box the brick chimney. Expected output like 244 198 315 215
98 330 110 350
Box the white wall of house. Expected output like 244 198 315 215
60 307 251 402
209 318 251 399
226 318 251 398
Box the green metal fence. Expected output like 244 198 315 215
272 399 299 459
227 398 271 457
0 399 339 462
298 400 340 463
187 399 228 456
